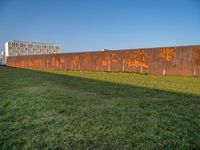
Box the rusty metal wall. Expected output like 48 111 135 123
6 45 200 76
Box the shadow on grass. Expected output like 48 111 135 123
0 66 200 149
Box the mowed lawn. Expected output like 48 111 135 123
0 67 200 150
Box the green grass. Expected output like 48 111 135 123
0 66 200 150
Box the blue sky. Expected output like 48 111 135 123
0 0 200 53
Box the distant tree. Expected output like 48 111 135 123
160 47 176 75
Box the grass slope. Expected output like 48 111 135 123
0 67 200 149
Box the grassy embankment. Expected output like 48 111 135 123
0 66 200 149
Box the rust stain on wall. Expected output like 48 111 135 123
124 50 149 73
160 47 176 75
192 47 200 76
71 55 79 70
6 45 200 76
101 52 120 71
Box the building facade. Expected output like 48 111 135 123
6 45 200 76
3 41 60 63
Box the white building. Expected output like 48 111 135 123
2 40 61 63
0 51 3 65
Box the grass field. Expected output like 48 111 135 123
0 66 200 149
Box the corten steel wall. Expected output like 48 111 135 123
6 45 200 76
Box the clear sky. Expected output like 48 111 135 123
0 0 200 53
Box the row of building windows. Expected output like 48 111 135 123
9 42 60 50
9 50 56 56
9 47 59 51
6 41 60 57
